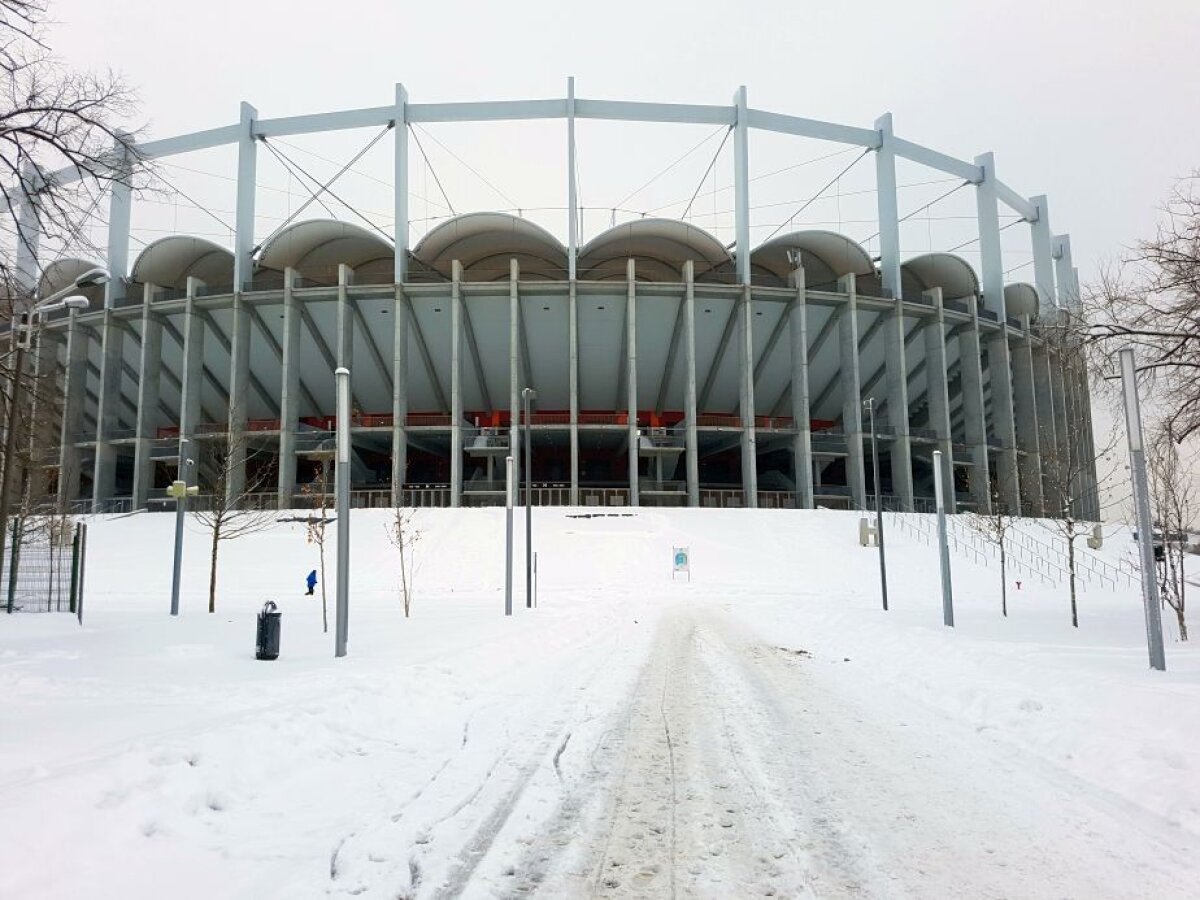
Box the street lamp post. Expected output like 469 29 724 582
167 441 197 616
1118 347 1166 671
1 268 105 609
933 449 953 627
863 397 889 611
334 367 351 657
521 387 537 609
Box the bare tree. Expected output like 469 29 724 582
1 0 142 296
301 459 332 633
967 477 1019 617
1084 175 1200 442
191 436 276 614
384 503 421 618
1148 425 1196 641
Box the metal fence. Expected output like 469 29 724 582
2 520 88 615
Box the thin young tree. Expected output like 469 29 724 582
191 434 276 614
384 502 421 618
301 458 332 632
1148 425 1195 641
967 478 1019 617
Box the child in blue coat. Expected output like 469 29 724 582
305 569 318 596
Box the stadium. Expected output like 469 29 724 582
14 83 1099 518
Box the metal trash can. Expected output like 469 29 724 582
255 601 281 660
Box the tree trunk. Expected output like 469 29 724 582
1177 605 1189 642
1000 543 1008 617
1067 536 1078 628
319 538 328 634
208 525 220 613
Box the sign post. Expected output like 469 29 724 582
334 367 350 658
505 455 514 616
933 449 954 627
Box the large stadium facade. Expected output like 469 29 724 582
12 84 1100 518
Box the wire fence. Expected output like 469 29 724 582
1 519 88 616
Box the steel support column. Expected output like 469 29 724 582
278 269 301 508
104 135 133 308
56 311 88 508
450 260 463 507
733 85 750 286
838 274 867 509
509 259 520 490
91 309 125 507
975 152 1020 512
884 299 914 509
132 284 163 508
874 113 901 298
626 258 639 506
391 284 409 505
683 261 699 507
234 102 257 291
958 295 991 513
226 289 251 501
568 279 579 505
394 84 409 283
789 267 813 508
739 284 758 507
922 288 956 513
1010 321 1044 515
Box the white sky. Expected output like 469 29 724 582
43 0 1200 520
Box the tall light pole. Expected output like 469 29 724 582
1 267 104 608
863 397 888 611
168 440 197 616
522 386 537 609
505 454 514 616
1118 347 1166 671
334 367 351 657
933 449 953 627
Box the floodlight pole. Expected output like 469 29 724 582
864 398 888 611
522 387 536 609
1118 348 1165 671
933 449 954 627
505 454 514 616
335 367 351 658
169 439 193 616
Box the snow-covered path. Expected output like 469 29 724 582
484 605 1197 899
3 509 1199 898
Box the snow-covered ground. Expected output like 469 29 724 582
1 507 1197 898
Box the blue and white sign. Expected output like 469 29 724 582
673 547 689 574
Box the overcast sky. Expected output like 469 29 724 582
43 0 1200 519
44 0 1200 279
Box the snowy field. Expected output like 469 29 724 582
1 507 1197 898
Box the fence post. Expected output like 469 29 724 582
6 519 20 614
76 522 87 625
69 523 81 616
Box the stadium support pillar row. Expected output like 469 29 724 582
1010 320 1045 516
278 270 301 509
838 273 867 510
958 296 991 514
789 267 814 509
91 309 124 508
627 259 639 507
132 283 163 508
390 283 409 507
684 262 700 508
922 288 956 514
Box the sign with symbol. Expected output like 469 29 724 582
672 547 690 581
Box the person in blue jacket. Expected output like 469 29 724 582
305 569 318 596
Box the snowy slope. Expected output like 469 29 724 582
1 508 1197 898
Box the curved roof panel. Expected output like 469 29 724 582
900 253 979 301
578 218 730 282
1003 282 1039 320
258 219 394 284
131 236 234 290
37 258 104 300
413 212 567 281
751 231 875 292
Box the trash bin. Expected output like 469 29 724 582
256 601 281 660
